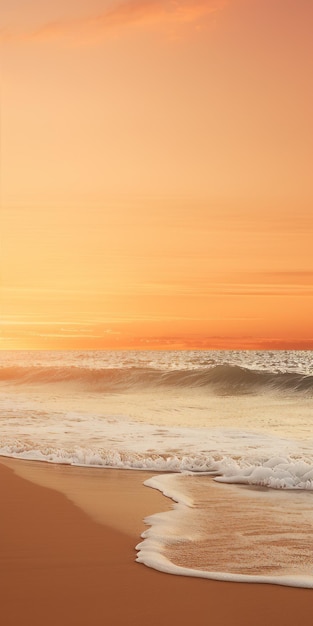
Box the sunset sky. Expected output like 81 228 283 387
1 0 312 349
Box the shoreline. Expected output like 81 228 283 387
0 458 312 626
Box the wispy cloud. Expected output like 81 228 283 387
2 0 228 43
96 0 227 27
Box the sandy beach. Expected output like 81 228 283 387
0 458 312 626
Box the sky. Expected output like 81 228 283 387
0 0 312 350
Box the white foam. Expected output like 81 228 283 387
1 432 313 491
136 473 313 588
215 457 313 490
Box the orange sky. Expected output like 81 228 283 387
1 0 313 350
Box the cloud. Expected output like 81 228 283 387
3 0 228 43
99 0 227 27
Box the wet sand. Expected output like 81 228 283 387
0 459 312 626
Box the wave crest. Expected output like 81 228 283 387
0 363 312 394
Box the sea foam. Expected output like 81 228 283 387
136 473 313 587
1 441 313 491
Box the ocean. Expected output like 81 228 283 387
1 349 313 587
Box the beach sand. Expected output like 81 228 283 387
0 459 312 626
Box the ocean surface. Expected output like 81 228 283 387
1 349 313 587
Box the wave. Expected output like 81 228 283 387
0 363 312 394
1 441 313 490
136 474 313 588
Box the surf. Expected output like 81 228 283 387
0 363 312 395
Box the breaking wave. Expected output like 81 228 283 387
1 441 313 490
0 363 312 395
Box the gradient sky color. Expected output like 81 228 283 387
1 0 313 349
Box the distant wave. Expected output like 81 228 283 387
0 364 312 394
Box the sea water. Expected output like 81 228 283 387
0 349 312 586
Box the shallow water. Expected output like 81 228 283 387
137 474 313 587
0 349 312 586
